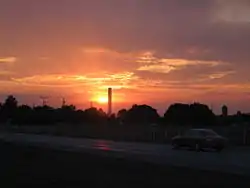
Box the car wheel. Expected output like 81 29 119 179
172 142 180 150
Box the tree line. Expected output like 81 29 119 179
0 95 249 126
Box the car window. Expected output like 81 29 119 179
184 130 201 137
200 130 217 137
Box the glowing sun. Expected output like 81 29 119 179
97 96 108 104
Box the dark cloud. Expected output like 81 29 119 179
1 0 249 63
0 0 250 112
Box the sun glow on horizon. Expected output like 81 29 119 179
96 96 108 104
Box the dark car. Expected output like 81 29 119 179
171 129 227 152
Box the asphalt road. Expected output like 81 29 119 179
1 132 250 176
2 142 250 187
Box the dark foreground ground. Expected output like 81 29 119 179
0 142 250 187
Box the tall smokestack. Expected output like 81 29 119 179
108 88 112 116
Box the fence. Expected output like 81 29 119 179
1 123 250 146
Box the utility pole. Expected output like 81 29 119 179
40 96 48 106
62 97 66 107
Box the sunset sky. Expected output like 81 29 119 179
1 0 250 114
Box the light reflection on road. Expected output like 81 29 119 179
94 141 111 151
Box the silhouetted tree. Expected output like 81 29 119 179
108 113 117 125
117 109 127 123
74 109 85 123
14 105 33 124
56 104 77 123
0 94 235 128
3 95 18 110
164 103 190 125
124 104 159 125
164 103 215 126
62 104 76 111
98 108 106 117
189 103 215 126
1 95 18 122
84 107 107 124
31 105 56 125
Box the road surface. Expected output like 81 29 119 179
1 132 250 176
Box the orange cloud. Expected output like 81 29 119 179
0 57 17 63
207 71 235 79
0 70 15 75
137 52 225 74
137 64 175 73
11 72 139 89
136 51 158 64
